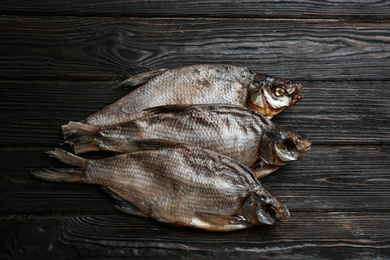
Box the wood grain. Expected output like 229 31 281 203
1 213 389 259
1 17 390 81
1 145 389 215
1 0 390 19
0 80 388 146
1 0 390 258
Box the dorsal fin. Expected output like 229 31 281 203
116 68 168 88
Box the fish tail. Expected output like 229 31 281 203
47 148 88 167
62 121 100 154
32 149 88 183
32 168 85 183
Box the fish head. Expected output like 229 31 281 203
240 191 290 225
259 126 311 166
248 74 303 119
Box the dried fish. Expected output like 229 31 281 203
63 104 311 178
32 145 290 232
82 64 303 125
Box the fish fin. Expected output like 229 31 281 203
62 121 100 154
32 149 88 183
143 104 194 114
131 139 185 150
114 203 149 218
116 68 169 88
250 161 281 179
100 187 149 218
193 212 252 232
31 168 85 183
47 148 88 167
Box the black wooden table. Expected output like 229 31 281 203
1 1 389 259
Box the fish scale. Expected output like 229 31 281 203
84 146 267 224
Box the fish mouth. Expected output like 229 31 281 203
277 205 290 223
297 139 312 159
302 145 311 153
290 83 304 104
273 130 311 164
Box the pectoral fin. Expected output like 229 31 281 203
114 203 149 218
250 161 281 179
192 212 252 232
100 187 149 218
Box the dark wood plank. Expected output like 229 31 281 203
1 0 390 19
0 149 115 215
0 80 388 146
1 213 389 259
1 0 388 259
272 81 390 145
1 17 390 81
0 81 128 147
1 145 389 215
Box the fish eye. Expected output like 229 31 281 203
273 86 285 97
282 138 296 151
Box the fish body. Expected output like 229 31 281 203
63 104 311 178
82 64 303 125
33 146 290 231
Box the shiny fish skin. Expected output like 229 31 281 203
63 104 311 178
82 64 303 125
32 146 290 232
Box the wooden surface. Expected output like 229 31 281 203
1 1 389 259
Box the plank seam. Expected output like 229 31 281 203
1 14 390 22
